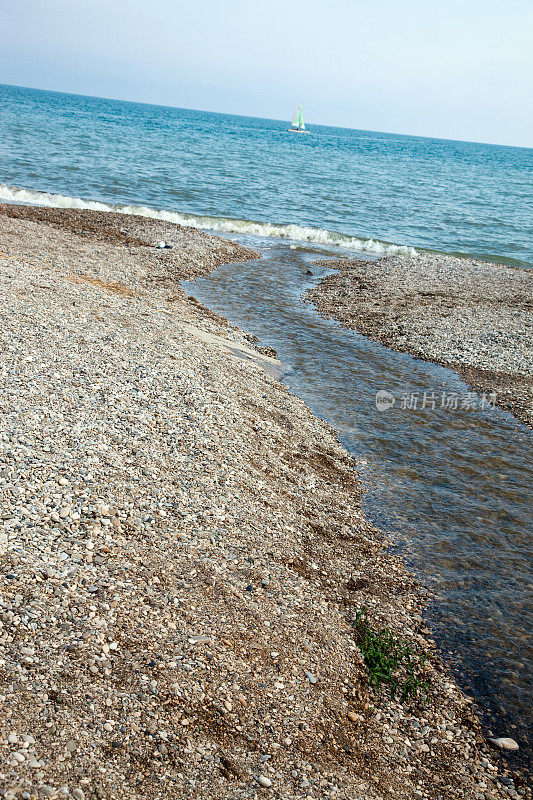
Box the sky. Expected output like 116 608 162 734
1 0 532 147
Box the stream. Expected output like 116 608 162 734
183 235 533 765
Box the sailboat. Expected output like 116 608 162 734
288 104 309 133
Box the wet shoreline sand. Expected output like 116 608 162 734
306 253 533 428
0 206 528 799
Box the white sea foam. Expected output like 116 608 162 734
0 183 418 257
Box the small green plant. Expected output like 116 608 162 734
353 610 430 703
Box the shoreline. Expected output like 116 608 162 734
0 205 528 799
306 254 533 429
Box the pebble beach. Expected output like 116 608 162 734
0 206 529 800
307 254 533 427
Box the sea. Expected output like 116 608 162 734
1 84 532 764
1 83 532 267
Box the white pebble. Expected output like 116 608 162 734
488 736 519 751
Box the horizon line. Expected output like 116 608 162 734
2 81 532 151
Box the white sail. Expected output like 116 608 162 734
291 105 302 127
289 104 308 132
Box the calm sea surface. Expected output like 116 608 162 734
1 83 532 266
1 84 532 761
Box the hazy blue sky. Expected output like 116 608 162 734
2 0 532 147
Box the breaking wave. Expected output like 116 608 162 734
0 183 418 257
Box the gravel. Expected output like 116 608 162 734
0 206 528 799
306 254 533 427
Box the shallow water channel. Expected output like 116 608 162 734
183 236 533 761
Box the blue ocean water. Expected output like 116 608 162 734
1 83 532 266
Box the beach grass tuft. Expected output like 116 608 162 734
354 610 430 703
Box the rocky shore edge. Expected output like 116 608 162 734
0 206 529 800
306 253 533 428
